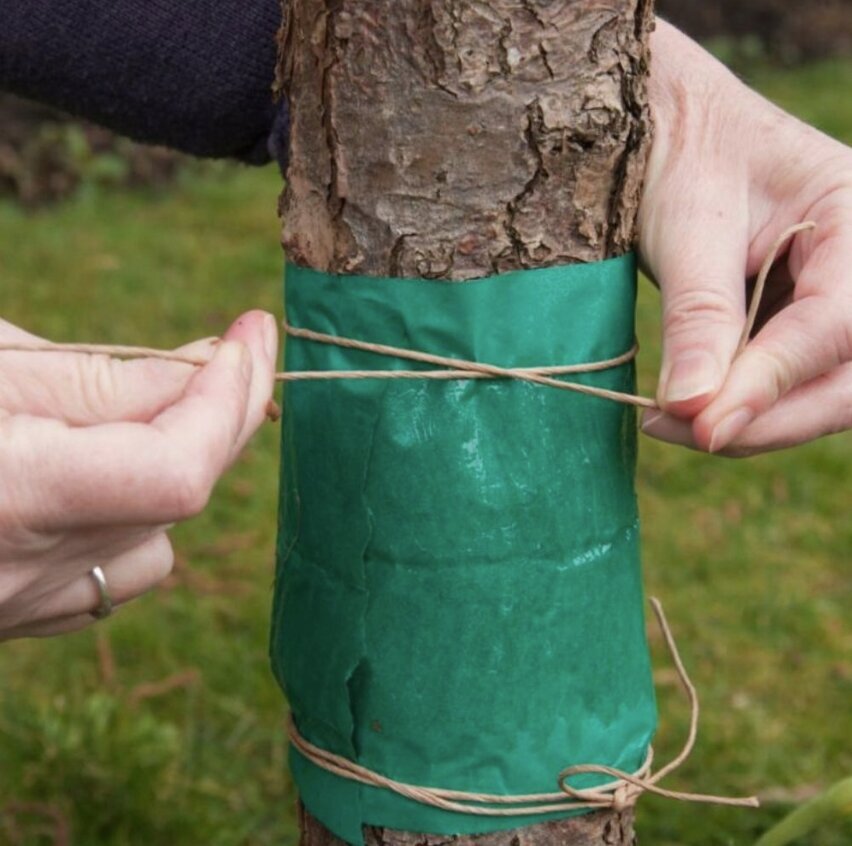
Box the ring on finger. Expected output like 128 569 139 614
88 566 114 620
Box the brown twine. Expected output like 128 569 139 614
0 222 814 414
288 598 760 816
737 221 816 356
282 325 652 407
0 231 810 814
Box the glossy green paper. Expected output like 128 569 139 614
271 255 657 845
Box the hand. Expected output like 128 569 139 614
0 310 278 640
639 20 852 456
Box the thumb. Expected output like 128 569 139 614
0 318 216 425
646 198 750 419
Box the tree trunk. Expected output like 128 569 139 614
277 1 654 844
278 0 653 282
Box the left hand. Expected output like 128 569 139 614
0 311 277 641
638 20 852 457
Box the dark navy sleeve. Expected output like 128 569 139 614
0 0 286 166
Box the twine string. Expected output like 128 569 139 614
0 221 815 413
737 221 816 356
558 598 720 811
282 324 652 407
0 229 808 815
288 598 760 816
0 342 213 368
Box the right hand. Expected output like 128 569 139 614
639 20 852 456
0 310 278 641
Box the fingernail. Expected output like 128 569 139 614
641 410 665 432
664 351 721 404
709 408 754 453
639 410 697 449
262 314 278 361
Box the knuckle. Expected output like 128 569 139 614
826 158 852 197
756 302 849 397
160 460 215 520
0 436 55 537
74 356 123 419
664 287 741 340
744 345 795 404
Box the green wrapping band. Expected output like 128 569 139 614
271 255 657 846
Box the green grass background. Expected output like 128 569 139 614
0 59 850 845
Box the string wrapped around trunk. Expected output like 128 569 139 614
271 253 655 844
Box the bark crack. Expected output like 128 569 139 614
634 0 654 40
389 233 414 277
321 0 346 219
538 43 555 79
604 0 653 255
520 0 546 29
503 98 547 268
497 19 514 77
588 16 620 64
418 3 459 98
274 0 294 101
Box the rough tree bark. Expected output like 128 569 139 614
277 1 654 844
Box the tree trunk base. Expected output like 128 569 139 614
298 804 636 846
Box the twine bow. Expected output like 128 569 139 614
287 598 759 817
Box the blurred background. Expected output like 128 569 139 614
0 4 850 845
657 0 851 63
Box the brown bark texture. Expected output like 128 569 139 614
277 1 653 844
278 0 654 281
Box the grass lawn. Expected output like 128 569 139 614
0 60 850 845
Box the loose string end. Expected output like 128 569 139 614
290 597 761 818
737 221 817 356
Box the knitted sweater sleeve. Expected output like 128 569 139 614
0 0 286 165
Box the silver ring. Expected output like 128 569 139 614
89 566 113 620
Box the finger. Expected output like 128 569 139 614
0 329 218 425
0 319 43 343
640 409 695 450
696 217 852 452
642 361 852 457
695 296 849 452
4 339 253 530
0 524 158 618
716 360 852 456
20 533 174 625
219 310 278 459
0 613 101 641
643 181 750 419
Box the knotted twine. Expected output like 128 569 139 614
0 222 815 814
288 598 759 815
0 223 815 415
